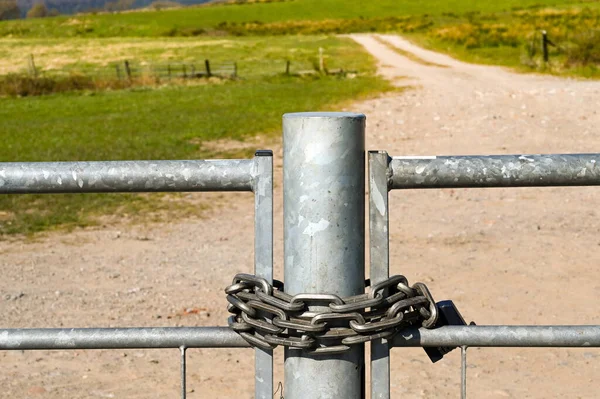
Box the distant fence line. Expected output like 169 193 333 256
19 54 356 82
116 59 238 80
0 54 357 96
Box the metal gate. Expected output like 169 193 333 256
1 112 599 398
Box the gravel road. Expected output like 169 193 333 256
1 33 600 398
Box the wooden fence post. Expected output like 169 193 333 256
233 62 238 78
124 60 132 81
205 59 211 77
28 54 38 78
319 47 324 73
542 30 549 63
286 60 290 75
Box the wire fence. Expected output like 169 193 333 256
524 29 600 68
18 55 355 82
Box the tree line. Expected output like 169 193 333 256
0 0 208 20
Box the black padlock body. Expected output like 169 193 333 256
424 300 471 363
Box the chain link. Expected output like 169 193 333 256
226 273 438 354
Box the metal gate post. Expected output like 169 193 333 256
368 151 391 399
283 112 366 399
253 150 274 399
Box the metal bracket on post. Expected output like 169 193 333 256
369 151 391 399
283 112 366 399
253 150 274 399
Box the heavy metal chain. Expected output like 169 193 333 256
225 273 438 355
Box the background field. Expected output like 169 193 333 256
2 0 600 234
0 0 594 38
0 35 391 234
0 35 362 76
3 0 600 78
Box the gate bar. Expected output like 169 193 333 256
0 327 248 349
4 326 600 350
0 159 255 193
393 325 600 347
390 154 600 189
283 112 366 399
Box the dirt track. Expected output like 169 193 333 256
2 34 600 398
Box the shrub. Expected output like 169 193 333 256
567 30 600 65
215 16 433 36
0 74 135 97
0 0 20 20
26 2 48 18
104 0 135 12
149 1 181 10
433 22 523 49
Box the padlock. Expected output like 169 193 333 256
424 300 474 363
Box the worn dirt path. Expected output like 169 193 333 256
2 33 600 398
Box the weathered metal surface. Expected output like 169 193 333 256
253 150 274 399
369 151 391 399
393 325 600 347
283 112 366 399
0 160 254 193
226 274 438 352
0 327 249 349
180 346 187 399
461 346 467 399
390 154 600 189
4 325 600 351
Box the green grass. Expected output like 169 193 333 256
3 0 600 234
0 35 392 235
3 0 599 79
406 6 600 78
0 0 594 38
0 35 359 77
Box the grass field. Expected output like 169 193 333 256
0 35 392 234
2 0 599 78
0 35 354 77
0 0 594 38
408 6 600 78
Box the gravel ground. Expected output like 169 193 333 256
1 33 600 398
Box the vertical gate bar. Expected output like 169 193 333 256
461 346 467 399
283 112 366 399
253 150 274 399
369 151 391 399
180 346 187 399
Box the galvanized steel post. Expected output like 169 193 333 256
253 151 274 399
283 112 366 399
368 151 391 399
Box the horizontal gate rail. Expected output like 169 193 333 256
0 159 255 193
390 153 600 189
3 325 600 350
392 325 600 347
0 327 249 349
